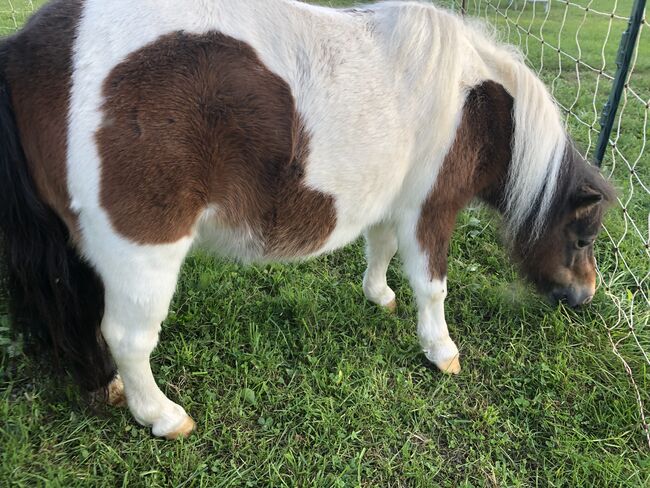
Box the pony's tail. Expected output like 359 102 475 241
0 47 116 392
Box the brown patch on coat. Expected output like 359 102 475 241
417 82 514 279
97 31 336 257
3 0 82 237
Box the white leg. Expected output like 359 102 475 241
99 244 195 439
398 225 461 374
363 222 398 311
412 277 460 373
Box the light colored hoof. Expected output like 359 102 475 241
385 298 397 313
163 416 196 440
107 375 126 408
435 355 461 375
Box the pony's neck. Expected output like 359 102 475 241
467 39 568 239
372 3 567 238
458 82 514 213
467 82 567 250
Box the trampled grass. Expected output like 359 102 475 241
1 1 648 486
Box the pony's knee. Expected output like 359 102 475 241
101 291 169 359
102 318 160 359
414 278 447 306
364 223 398 308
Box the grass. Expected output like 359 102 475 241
1 0 649 486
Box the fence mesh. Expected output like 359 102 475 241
1 0 648 448
460 0 649 448
0 0 36 35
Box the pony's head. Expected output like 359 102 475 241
512 146 615 307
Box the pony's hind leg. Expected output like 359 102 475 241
98 241 195 439
363 222 398 311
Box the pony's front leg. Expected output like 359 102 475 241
398 213 461 374
363 222 398 311
102 288 195 438
412 276 460 374
102 287 195 438
98 246 195 439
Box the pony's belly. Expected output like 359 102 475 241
195 206 366 263
195 215 264 263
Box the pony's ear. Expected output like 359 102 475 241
572 184 603 213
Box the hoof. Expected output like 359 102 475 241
107 375 126 408
163 416 196 440
435 355 461 375
385 298 397 313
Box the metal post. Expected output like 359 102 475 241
594 0 647 166
461 0 468 15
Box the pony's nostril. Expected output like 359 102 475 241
550 289 591 308
550 290 568 304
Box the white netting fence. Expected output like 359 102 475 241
459 0 649 448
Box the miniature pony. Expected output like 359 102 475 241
0 0 614 438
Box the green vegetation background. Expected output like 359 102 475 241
1 0 648 486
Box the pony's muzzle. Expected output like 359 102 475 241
549 286 594 308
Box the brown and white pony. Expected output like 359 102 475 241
0 0 614 439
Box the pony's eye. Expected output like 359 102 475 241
576 239 593 249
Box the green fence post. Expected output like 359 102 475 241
594 0 647 166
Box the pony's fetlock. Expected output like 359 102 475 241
162 415 196 441
423 337 461 375
106 375 126 408
363 275 397 312
136 400 194 439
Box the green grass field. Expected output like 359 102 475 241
1 0 648 486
